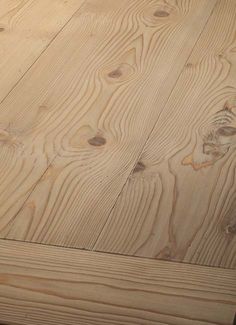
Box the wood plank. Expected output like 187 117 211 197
0 0 216 248
0 239 235 325
0 0 85 102
95 0 236 269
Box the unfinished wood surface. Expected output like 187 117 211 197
0 0 85 102
0 0 216 249
95 0 236 269
0 239 235 325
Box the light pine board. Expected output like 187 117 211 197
0 239 235 325
95 0 236 269
0 0 216 249
0 0 85 102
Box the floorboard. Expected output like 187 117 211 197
0 1 235 322
95 0 236 269
0 0 216 249
0 239 235 325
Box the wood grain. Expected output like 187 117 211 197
95 0 236 268
0 0 216 249
0 239 235 325
0 0 85 102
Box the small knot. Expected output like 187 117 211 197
108 69 122 79
186 62 193 68
88 136 106 147
154 10 170 17
225 224 236 235
133 161 145 173
0 27 5 32
217 126 236 137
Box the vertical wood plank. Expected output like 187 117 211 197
95 0 236 269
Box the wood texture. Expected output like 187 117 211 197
0 239 235 325
0 0 216 249
0 1 235 323
0 0 85 102
95 0 236 268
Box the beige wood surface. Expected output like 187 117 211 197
95 0 236 269
0 239 235 325
0 1 235 323
0 0 216 250
0 0 85 102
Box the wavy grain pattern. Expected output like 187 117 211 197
0 240 235 325
0 0 216 249
95 0 236 269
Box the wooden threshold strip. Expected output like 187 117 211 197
0 239 235 325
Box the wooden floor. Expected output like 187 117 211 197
0 0 235 324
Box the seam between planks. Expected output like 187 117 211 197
0 0 87 106
91 0 219 252
0 0 88 237
0 237 234 271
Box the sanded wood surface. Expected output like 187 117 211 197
0 239 235 325
0 1 235 322
0 0 85 102
95 0 236 269
0 0 217 251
